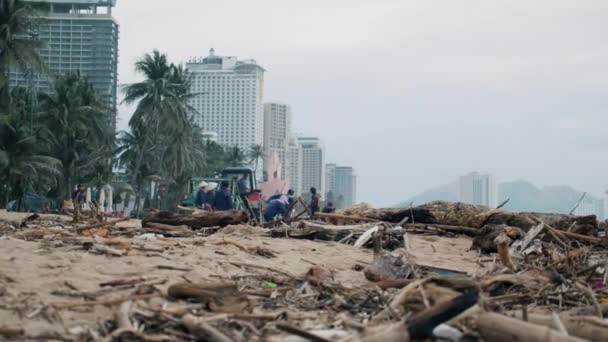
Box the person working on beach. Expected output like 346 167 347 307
266 189 295 205
264 195 289 222
322 201 336 214
195 181 217 210
214 181 234 211
309 187 321 216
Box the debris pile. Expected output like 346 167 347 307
1 200 608 341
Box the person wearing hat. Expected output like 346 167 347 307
195 181 217 210
264 195 289 222
213 181 234 211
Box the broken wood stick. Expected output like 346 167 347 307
507 311 608 341
495 232 516 272
477 312 585 342
50 293 160 309
181 314 234 342
297 196 315 219
276 323 332 342
74 217 130 232
404 223 479 236
315 212 380 223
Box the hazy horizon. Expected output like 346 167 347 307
114 0 608 207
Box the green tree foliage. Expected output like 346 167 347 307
0 86 61 207
0 0 47 101
39 72 113 199
248 144 264 173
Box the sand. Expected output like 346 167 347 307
0 210 480 336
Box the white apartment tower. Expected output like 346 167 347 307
263 103 291 179
299 137 325 195
459 172 497 207
326 165 357 209
286 136 303 195
186 49 265 150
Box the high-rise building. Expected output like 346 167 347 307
263 102 291 179
285 135 302 195
326 164 357 209
459 172 497 207
186 49 265 151
298 137 325 195
325 163 336 197
13 0 119 124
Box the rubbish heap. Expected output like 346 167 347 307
1 200 607 341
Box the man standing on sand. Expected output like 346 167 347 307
309 187 321 217
214 181 234 211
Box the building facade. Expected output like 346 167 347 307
14 0 119 125
459 172 497 207
298 137 325 195
186 49 265 151
285 136 303 195
325 163 336 198
263 102 291 179
326 164 357 209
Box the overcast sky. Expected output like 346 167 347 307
114 0 608 207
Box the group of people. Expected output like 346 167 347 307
195 180 234 211
262 186 336 222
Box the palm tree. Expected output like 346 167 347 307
121 51 196 197
0 0 47 103
0 87 61 207
39 72 113 198
225 146 246 167
248 144 264 173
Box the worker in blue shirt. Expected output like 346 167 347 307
195 181 217 210
264 195 289 222
214 181 234 211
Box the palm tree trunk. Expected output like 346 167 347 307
130 137 150 218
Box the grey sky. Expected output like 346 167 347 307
114 0 608 207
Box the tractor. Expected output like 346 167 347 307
182 167 262 221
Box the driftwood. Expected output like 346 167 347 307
143 210 249 229
477 312 586 342
181 314 234 342
337 201 598 236
363 290 478 341
168 282 250 313
506 311 608 341
0 213 39 229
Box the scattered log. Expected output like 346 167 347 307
334 201 599 236
143 210 249 229
181 314 234 342
74 217 130 233
477 312 586 342
506 311 608 341
314 212 380 223
168 282 250 313
0 213 39 229
404 223 480 237
471 224 524 252
495 233 516 272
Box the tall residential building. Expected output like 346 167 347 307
326 164 357 209
186 49 265 151
263 102 291 179
459 172 497 207
298 137 325 195
285 136 302 195
325 163 336 196
13 0 119 124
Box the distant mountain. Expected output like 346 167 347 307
396 179 594 214
396 181 458 207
